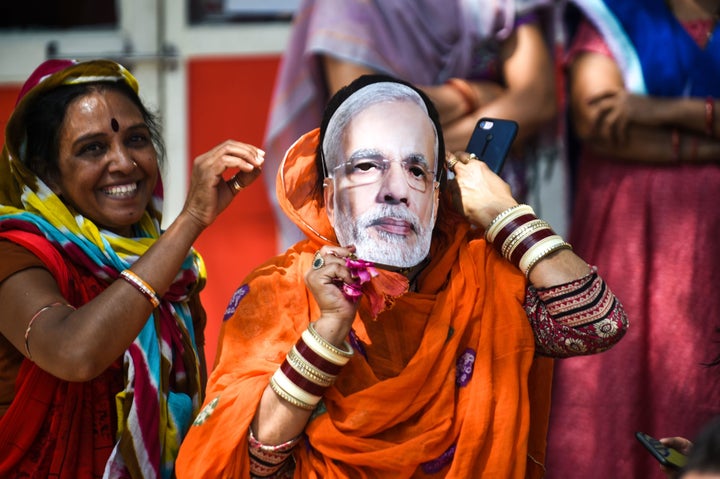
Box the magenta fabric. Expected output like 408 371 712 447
546 154 720 478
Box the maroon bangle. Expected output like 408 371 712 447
706 97 715 137
672 129 680 161
509 228 556 267
280 360 328 396
491 213 538 255
295 338 344 376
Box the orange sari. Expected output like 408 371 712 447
176 130 551 478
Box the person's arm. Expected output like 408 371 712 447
322 21 557 152
441 21 558 151
0 140 264 381
570 51 720 163
250 245 359 447
449 151 589 286
524 269 628 357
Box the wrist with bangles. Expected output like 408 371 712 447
270 322 354 411
485 204 572 278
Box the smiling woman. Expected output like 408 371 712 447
0 59 265 478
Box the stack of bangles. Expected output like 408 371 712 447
270 322 354 410
485 204 572 278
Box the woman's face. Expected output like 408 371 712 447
50 88 159 236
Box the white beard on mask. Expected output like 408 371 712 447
333 202 434 268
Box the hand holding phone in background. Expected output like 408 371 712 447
465 117 518 174
636 432 688 471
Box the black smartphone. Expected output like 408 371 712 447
635 432 688 470
465 117 518 174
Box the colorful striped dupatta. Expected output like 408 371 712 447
0 59 205 479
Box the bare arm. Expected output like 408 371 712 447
251 245 359 446
442 22 558 151
570 51 720 162
0 141 264 381
450 153 590 287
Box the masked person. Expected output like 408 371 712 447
0 59 264 478
176 75 628 478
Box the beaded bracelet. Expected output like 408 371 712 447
119 269 160 308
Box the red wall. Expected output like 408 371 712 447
187 56 280 366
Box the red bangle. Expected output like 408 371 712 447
446 78 480 115
672 129 680 162
706 97 714 137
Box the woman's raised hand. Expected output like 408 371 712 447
182 140 264 228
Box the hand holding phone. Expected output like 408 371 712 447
635 431 688 470
465 117 518 174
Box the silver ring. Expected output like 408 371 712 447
312 251 325 270
228 175 243 194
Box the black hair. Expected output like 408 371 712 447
23 80 165 182
313 74 446 203
680 415 720 476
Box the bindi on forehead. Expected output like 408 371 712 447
111 118 119 132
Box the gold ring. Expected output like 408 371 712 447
312 251 325 270
446 156 458 171
468 153 479 161
228 175 243 194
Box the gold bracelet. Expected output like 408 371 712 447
25 302 76 360
521 238 573 278
305 323 355 364
119 269 160 308
269 374 317 410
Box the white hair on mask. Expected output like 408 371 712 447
322 82 439 175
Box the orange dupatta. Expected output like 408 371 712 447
176 130 552 478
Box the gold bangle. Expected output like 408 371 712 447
269 374 317 410
522 239 573 278
501 219 550 260
306 322 353 359
119 269 160 308
485 204 534 243
25 302 76 360
287 347 337 386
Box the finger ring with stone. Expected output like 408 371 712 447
312 251 325 270
468 153 479 161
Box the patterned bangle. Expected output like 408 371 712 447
280 360 331 396
269 372 317 410
248 427 299 477
294 339 345 376
501 219 550 260
520 237 573 279
305 322 354 363
119 269 160 308
485 204 534 243
509 227 556 267
286 347 337 386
